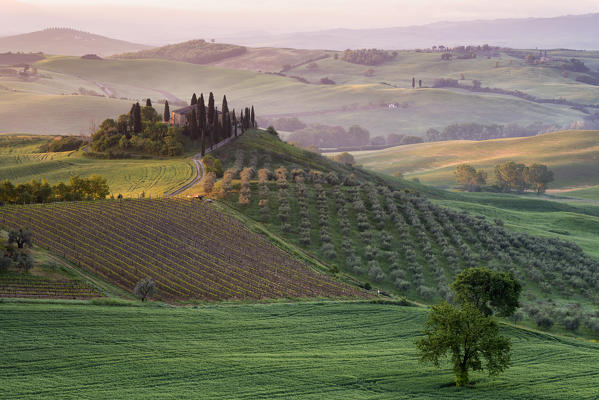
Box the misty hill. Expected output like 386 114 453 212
220 13 599 50
114 39 247 64
0 28 151 56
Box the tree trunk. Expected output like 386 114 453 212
455 365 469 387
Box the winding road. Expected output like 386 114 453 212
169 135 237 196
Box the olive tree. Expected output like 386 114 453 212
134 277 156 302
417 302 511 386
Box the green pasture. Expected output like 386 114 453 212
1 301 598 399
352 130 599 191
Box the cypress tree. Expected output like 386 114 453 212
210 106 217 146
198 94 206 155
222 95 230 138
188 108 198 140
250 106 255 128
163 100 170 123
191 93 197 105
232 109 237 137
207 92 215 125
412 77 415 88
240 110 245 133
128 103 136 133
133 102 142 133
146 98 152 107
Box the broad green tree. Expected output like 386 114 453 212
417 302 511 386
454 164 487 192
8 228 32 249
495 161 527 193
524 164 554 194
451 268 522 317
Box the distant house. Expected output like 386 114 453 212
170 104 222 127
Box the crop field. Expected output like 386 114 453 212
0 54 587 135
2 301 599 399
351 130 599 192
0 135 195 197
198 132 599 338
0 198 362 301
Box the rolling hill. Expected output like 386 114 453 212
113 39 247 65
0 53 590 135
350 130 599 191
220 13 599 50
0 28 151 56
2 301 599 399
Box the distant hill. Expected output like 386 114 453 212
351 130 599 190
113 39 247 64
0 28 151 56
219 13 599 50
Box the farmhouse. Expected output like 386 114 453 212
170 104 222 127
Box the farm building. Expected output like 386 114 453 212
170 105 223 127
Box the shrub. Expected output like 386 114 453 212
321 243 337 259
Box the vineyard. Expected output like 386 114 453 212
209 131 599 334
0 198 362 301
0 271 102 299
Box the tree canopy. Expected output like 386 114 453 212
417 302 511 387
451 268 522 317
454 164 487 192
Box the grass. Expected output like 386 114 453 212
351 130 599 193
0 135 195 197
1 301 599 399
0 53 588 135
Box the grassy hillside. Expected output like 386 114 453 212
351 130 599 191
0 54 587 135
285 49 599 104
2 301 599 399
184 131 599 335
0 136 194 197
0 28 150 56
0 198 362 301
113 39 246 64
208 47 332 72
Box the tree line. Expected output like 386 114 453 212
341 49 398 66
91 95 256 157
186 92 256 156
455 161 554 193
0 175 109 204
426 122 559 142
91 99 185 157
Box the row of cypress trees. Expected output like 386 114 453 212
184 92 256 156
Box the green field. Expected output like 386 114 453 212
2 301 599 399
351 130 599 193
0 52 589 135
0 136 195 197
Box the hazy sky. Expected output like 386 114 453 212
3 0 599 43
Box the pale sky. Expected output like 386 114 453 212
3 0 599 43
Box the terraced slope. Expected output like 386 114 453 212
2 302 599 399
0 198 361 301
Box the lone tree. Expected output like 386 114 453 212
451 267 522 317
163 100 170 123
8 228 32 249
134 277 156 302
417 302 511 387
